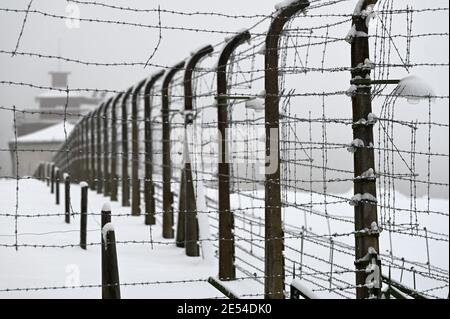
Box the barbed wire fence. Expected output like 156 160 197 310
0 0 448 299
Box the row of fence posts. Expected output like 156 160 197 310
35 162 121 299
33 0 382 299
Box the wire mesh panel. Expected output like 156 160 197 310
368 0 449 298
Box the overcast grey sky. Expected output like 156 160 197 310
0 0 281 174
0 0 448 197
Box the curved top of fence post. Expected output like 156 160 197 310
265 0 310 126
144 71 165 103
264 0 310 300
184 45 214 117
217 31 250 95
102 96 113 114
132 79 147 107
111 92 124 111
121 87 134 111
266 0 309 84
162 61 186 113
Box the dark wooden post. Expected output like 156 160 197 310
50 163 55 194
161 61 185 239
103 98 112 197
37 163 42 181
75 125 82 182
83 116 89 186
264 0 310 299
90 110 97 191
66 134 71 176
72 126 77 182
46 162 50 186
79 118 84 182
65 134 70 176
290 279 319 299
62 135 68 174
184 168 198 255
217 31 250 281
131 80 147 216
121 88 133 207
144 72 164 225
101 203 121 299
69 133 74 175
80 182 88 250
350 0 381 299
55 168 60 205
183 45 214 256
64 173 71 224
96 103 104 194
110 93 123 202
79 124 83 182
67 127 73 180
208 277 239 299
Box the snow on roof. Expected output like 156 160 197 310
16 122 74 143
36 90 85 99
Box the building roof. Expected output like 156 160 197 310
16 122 74 144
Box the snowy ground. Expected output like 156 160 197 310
0 179 226 299
0 178 448 298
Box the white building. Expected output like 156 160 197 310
9 122 74 177
9 70 100 176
